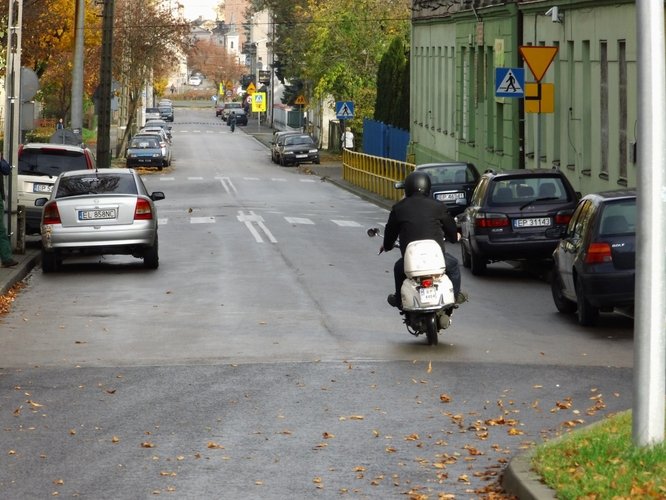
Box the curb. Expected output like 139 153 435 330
0 249 41 296
502 449 557 500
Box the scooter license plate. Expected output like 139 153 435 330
419 287 438 302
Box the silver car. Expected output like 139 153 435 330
37 169 165 272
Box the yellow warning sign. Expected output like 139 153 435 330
525 83 554 113
246 82 256 95
252 92 266 113
294 95 307 105
519 46 558 82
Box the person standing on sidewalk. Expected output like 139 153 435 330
0 157 18 268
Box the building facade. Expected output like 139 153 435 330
411 0 637 194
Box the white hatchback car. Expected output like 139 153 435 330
17 143 96 234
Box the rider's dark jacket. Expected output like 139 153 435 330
383 193 458 256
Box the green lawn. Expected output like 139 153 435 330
531 411 666 498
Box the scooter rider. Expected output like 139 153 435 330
380 170 468 309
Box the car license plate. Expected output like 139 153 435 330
296 154 307 159
436 192 465 202
419 287 438 302
33 183 53 193
513 217 551 228
78 209 117 221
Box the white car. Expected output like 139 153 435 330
188 75 202 86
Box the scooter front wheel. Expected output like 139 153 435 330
425 313 438 346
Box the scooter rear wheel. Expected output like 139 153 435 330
425 314 438 346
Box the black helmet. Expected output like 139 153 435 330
404 171 431 197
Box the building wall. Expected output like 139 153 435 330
410 0 638 195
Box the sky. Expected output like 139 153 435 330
181 0 220 21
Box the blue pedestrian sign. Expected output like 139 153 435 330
335 101 354 120
495 68 525 98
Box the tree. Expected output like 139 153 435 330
375 36 410 130
113 0 189 151
187 38 244 96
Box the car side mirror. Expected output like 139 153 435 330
394 181 405 190
35 198 48 207
150 192 166 202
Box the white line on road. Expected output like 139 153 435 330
188 177 204 181
191 217 216 224
285 217 314 225
159 177 176 181
218 177 238 194
331 220 362 227
271 178 287 182
237 210 277 243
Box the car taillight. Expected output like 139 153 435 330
134 198 153 220
555 210 573 225
42 202 61 225
475 212 509 228
585 242 612 264
420 278 434 288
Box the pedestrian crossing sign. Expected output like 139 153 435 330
495 68 524 98
335 101 354 120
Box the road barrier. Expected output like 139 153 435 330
342 149 415 202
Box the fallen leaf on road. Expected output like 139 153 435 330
141 442 155 448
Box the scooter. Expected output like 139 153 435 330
368 228 456 346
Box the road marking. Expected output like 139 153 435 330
237 210 277 243
188 176 204 181
332 220 362 227
159 177 175 181
191 217 216 224
158 218 168 225
271 178 287 182
243 177 260 181
285 217 314 225
299 179 317 183
219 177 237 194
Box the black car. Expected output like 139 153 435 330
159 105 174 122
226 109 247 126
270 131 301 163
550 189 636 326
458 168 580 275
276 134 320 166
412 162 480 217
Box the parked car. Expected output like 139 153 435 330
126 136 168 170
145 107 161 124
218 101 243 121
134 130 172 166
407 162 480 217
276 134 320 166
549 189 636 326
226 109 247 126
144 119 172 140
17 143 96 234
270 131 301 163
158 104 174 122
36 169 165 272
188 75 202 86
458 168 580 275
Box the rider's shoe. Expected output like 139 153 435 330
455 291 469 304
387 293 401 309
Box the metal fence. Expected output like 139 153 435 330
342 148 415 202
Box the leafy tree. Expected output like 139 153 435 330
187 38 245 95
113 0 189 151
375 36 410 130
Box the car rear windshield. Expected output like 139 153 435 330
19 148 88 176
488 176 571 206
599 199 636 236
422 165 477 184
56 174 138 198
130 138 159 149
146 108 160 114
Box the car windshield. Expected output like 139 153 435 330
226 103 242 109
421 165 475 184
599 199 636 236
56 174 137 198
146 108 160 114
19 149 88 177
488 177 570 206
285 136 314 146
130 138 159 149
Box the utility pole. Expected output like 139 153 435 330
96 0 115 168
71 0 85 133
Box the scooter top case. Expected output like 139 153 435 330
403 240 445 278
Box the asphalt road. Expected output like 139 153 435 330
0 107 635 499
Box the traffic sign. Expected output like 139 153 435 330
295 95 307 105
519 46 558 82
246 82 256 95
252 92 266 112
335 101 354 120
495 68 524 98
525 83 554 113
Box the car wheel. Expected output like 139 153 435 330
279 157 286 166
143 237 159 270
461 243 471 268
314 158 320 165
470 248 487 276
41 249 59 273
551 270 576 314
575 278 599 326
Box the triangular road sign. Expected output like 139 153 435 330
519 46 558 82
295 95 307 105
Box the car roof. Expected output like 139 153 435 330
21 142 88 153
60 168 135 178
484 168 566 178
416 162 474 169
582 188 636 201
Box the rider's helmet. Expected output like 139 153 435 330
404 171 431 197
